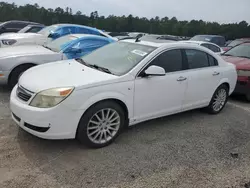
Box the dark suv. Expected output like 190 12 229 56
0 20 41 34
190 35 226 47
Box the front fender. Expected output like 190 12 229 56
77 91 132 119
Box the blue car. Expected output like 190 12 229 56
0 34 115 87
38 24 112 41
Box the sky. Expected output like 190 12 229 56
5 0 250 24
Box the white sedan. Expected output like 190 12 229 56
10 40 237 148
181 40 225 55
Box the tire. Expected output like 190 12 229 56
76 101 125 148
205 84 229 114
246 94 250 102
8 64 34 88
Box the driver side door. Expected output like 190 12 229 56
133 49 188 122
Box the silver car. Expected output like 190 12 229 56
0 34 114 87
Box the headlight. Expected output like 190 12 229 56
30 87 74 108
2 39 17 45
237 70 250 77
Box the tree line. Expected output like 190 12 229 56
0 1 249 40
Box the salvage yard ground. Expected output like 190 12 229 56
1 86 250 188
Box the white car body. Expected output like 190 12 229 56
181 40 225 55
10 41 237 144
0 33 49 47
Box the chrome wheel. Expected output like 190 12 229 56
87 108 121 144
212 88 227 112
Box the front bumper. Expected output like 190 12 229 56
0 70 10 85
233 79 250 96
10 86 83 140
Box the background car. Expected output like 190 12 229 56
221 42 250 100
10 40 236 148
190 35 226 47
140 34 179 43
223 38 250 51
0 20 41 34
0 24 115 48
18 24 45 33
181 40 224 54
0 34 114 87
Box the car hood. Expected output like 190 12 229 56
222 56 250 70
0 33 43 40
0 45 57 58
19 59 118 93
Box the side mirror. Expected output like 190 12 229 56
143 65 166 77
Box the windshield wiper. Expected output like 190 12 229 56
223 54 233 56
237 56 250 59
42 44 53 51
92 64 114 75
75 59 114 75
75 58 92 67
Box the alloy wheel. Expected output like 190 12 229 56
87 108 121 144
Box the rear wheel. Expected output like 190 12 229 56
76 101 125 148
206 84 229 114
8 64 34 88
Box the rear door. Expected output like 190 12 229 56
182 49 222 110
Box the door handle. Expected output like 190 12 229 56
177 76 187 81
213 72 220 76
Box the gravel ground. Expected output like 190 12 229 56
1 87 250 188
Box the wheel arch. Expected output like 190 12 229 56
8 63 37 83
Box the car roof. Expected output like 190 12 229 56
122 39 208 50
194 34 224 38
70 34 114 41
181 40 220 46
53 24 99 31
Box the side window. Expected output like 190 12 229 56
149 49 183 73
62 27 76 35
16 22 27 28
209 44 220 52
185 49 209 69
27 27 42 33
201 43 210 49
76 27 100 36
208 55 218 66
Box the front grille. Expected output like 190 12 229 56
16 86 32 102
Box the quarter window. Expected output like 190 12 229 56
185 49 209 69
150 49 183 73
208 55 218 66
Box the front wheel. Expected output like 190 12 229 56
206 84 229 114
76 101 125 148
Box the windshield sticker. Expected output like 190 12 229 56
131 49 148 56
204 38 211 41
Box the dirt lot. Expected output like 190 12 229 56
1 86 250 188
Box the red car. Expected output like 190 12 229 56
223 38 250 52
222 42 250 100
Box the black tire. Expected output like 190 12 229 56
246 94 250 102
8 64 34 88
205 84 229 114
76 101 126 148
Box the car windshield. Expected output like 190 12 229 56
224 43 250 59
190 35 212 42
81 41 156 76
38 25 59 36
227 40 244 47
45 35 78 52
